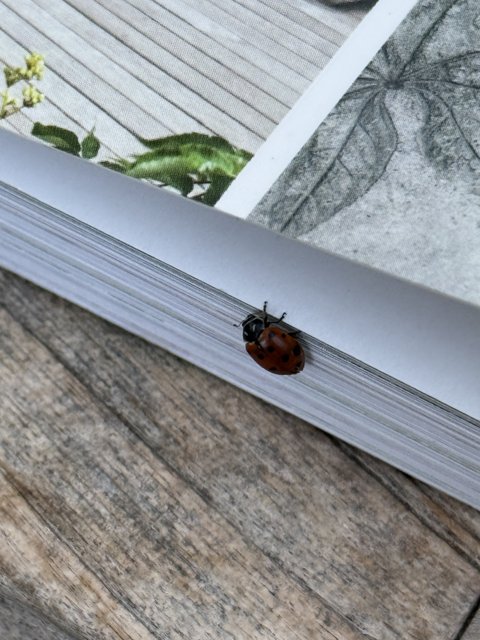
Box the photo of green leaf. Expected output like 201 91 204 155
1 53 251 205
100 133 252 205
32 122 91 157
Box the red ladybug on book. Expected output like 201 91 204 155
237 302 305 375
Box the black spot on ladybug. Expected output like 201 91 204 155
281 354 290 363
293 345 301 357
281 333 286 338
257 353 265 360
267 345 275 353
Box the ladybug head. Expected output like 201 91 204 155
241 313 266 343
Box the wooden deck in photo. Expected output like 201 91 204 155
0 0 367 156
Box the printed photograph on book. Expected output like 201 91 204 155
247 0 480 306
0 0 373 205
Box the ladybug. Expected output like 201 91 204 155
238 302 305 375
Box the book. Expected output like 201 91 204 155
1 0 479 509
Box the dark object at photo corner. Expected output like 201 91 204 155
322 0 377 5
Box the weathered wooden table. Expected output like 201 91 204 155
1 268 480 639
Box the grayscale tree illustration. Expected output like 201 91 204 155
250 0 480 235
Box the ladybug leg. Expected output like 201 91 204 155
288 330 301 337
270 311 287 325
262 301 271 328
263 301 287 326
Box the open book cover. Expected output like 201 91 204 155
1 0 480 507
2 0 478 306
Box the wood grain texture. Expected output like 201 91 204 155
0 595 78 640
462 607 480 640
1 268 479 640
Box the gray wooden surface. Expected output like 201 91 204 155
0 0 367 155
1 267 480 639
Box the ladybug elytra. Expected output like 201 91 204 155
238 302 305 375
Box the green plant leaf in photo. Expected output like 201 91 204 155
99 159 129 173
81 130 100 159
29 124 252 206
31 123 81 156
119 133 252 204
201 175 234 206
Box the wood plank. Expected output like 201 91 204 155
55 0 277 136
0 106 34 139
1 0 267 151
0 594 77 640
0 304 375 640
153 0 312 94
462 607 480 640
258 0 365 37
333 441 480 570
0 470 159 640
130 0 302 101
79 0 289 116
0 1 218 135
179 0 324 79
1 269 479 640
417 485 480 549
203 0 331 68
230 0 347 56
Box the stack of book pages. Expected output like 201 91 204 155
1 0 479 508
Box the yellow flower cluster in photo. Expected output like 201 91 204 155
1 52 45 119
